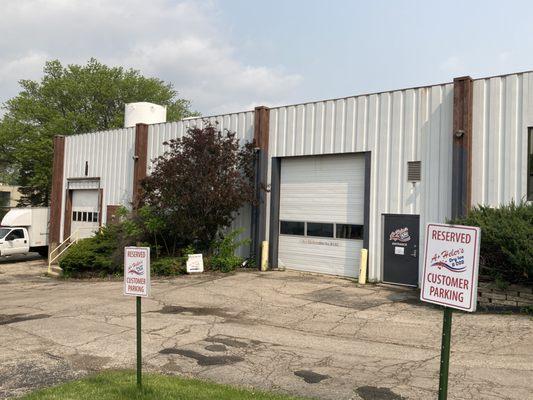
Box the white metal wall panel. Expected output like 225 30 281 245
61 127 135 240
278 154 364 277
267 84 454 282
146 112 255 257
472 72 533 207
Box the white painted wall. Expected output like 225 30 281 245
61 127 135 241
471 72 533 206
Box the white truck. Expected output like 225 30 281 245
0 207 49 258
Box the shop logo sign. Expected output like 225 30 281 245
389 227 411 243
128 261 144 275
431 249 466 272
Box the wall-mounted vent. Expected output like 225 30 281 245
407 161 421 182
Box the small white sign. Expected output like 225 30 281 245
186 254 204 273
420 223 481 312
394 246 405 255
124 247 151 297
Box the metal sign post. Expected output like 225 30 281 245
420 223 480 400
136 296 142 388
124 246 151 390
438 307 453 400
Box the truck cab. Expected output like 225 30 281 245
0 207 49 258
0 227 29 256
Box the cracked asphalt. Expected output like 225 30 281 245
0 256 532 399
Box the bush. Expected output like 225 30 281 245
449 201 533 285
151 257 186 276
207 229 250 273
59 229 119 276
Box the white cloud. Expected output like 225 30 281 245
0 0 302 115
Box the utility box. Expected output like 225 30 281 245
124 102 167 128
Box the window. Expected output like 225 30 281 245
0 228 11 239
527 128 533 201
0 192 9 207
7 229 24 240
336 224 364 240
307 222 333 238
280 221 305 235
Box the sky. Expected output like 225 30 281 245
1 0 533 116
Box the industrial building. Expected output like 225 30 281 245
48 71 533 286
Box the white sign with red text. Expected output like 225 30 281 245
124 247 151 297
420 223 480 312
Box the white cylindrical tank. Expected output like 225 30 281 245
124 102 167 128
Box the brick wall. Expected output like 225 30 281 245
477 282 533 309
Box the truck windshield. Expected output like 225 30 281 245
0 228 10 239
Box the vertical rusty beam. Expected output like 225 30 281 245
63 190 72 240
132 123 149 209
49 135 65 246
252 106 270 267
451 76 473 219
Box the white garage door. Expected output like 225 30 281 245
71 189 100 239
278 154 365 277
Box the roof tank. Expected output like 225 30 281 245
124 102 167 128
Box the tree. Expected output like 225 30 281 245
0 58 198 205
140 122 256 254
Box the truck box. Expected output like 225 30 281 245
1 207 49 247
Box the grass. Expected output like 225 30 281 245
21 371 308 400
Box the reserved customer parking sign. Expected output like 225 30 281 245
124 247 151 297
420 223 481 312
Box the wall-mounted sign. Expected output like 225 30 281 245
187 254 204 273
420 223 480 312
124 247 151 297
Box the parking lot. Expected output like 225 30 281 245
0 256 532 400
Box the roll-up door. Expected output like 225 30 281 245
278 154 365 277
71 189 100 239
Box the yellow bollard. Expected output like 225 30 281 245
358 248 368 284
261 241 269 271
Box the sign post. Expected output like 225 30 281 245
124 246 151 389
420 223 480 400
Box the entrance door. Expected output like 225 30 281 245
383 214 419 286
2 228 29 255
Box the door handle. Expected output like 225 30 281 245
24 240 27 244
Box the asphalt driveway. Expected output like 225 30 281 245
0 257 531 399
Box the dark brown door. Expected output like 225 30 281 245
383 214 419 286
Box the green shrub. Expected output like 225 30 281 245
449 201 532 285
59 235 118 276
151 257 186 276
207 229 250 273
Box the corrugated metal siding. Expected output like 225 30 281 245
472 72 533 206
61 128 135 240
146 112 255 257
267 84 454 281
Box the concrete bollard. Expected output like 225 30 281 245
358 248 368 284
261 241 269 271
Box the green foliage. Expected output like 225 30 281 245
59 229 119 276
20 370 308 400
208 229 250 273
151 257 186 276
449 201 533 285
0 58 199 206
